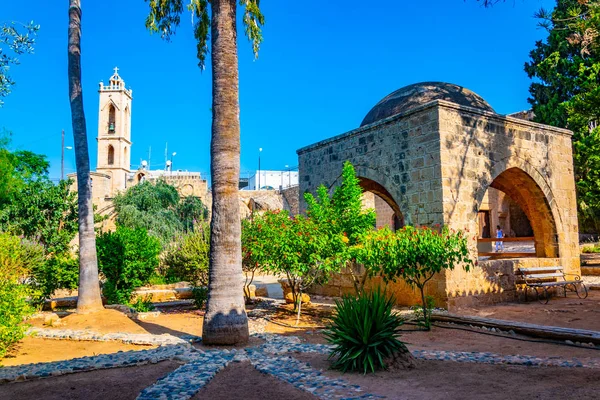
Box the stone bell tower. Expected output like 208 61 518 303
97 67 133 196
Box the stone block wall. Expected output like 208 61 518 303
298 104 444 227
438 102 580 302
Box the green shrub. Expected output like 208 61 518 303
192 286 208 309
0 233 42 358
324 290 408 374
97 227 161 305
582 244 600 253
30 255 79 302
130 295 155 312
162 224 209 285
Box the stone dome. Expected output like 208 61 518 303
360 82 495 127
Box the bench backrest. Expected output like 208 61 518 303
517 267 564 282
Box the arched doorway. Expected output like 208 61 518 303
359 177 404 231
477 167 558 259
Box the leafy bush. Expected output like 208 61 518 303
130 295 155 312
324 290 409 374
97 227 161 305
0 233 43 358
162 223 210 285
192 286 208 309
582 244 600 253
30 255 79 302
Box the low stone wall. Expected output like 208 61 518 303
309 258 562 311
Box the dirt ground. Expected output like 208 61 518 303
193 361 315 400
0 361 182 400
454 290 600 331
30 309 206 338
294 352 600 400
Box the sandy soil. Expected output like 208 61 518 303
33 309 148 334
192 361 315 400
454 291 600 331
294 352 600 400
136 310 204 337
31 309 206 338
1 338 153 367
0 361 181 400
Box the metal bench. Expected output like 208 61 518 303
517 266 588 304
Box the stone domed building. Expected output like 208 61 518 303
298 82 579 309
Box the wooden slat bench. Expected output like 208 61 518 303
517 266 588 304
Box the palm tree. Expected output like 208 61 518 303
145 0 264 345
68 0 103 313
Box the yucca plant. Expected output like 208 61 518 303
324 289 409 374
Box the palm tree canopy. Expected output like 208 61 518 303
144 0 265 68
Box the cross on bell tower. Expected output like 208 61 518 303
97 67 133 196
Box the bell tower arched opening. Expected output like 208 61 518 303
107 145 115 165
108 104 116 133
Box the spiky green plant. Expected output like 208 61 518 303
324 289 408 374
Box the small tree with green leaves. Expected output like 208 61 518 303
382 226 472 330
241 216 270 302
305 161 376 293
350 227 397 294
243 210 344 316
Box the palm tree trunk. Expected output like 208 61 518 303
201 0 249 345
68 0 103 313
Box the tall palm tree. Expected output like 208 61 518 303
68 0 103 313
145 0 264 345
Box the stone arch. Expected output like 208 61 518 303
136 172 146 183
107 145 115 165
358 177 405 230
475 161 560 258
123 146 128 166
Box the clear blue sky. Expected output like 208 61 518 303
1 0 554 183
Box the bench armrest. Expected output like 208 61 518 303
563 273 582 281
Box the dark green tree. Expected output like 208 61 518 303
525 0 600 232
113 180 208 244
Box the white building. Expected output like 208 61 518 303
246 170 299 190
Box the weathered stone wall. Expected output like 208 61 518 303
438 102 580 308
281 186 300 215
298 104 443 227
